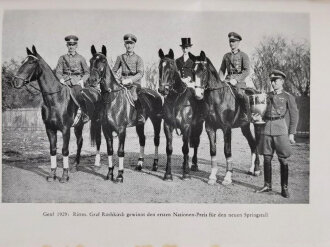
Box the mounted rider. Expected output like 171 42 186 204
55 35 97 126
219 32 251 122
112 33 145 124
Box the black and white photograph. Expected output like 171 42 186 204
2 8 310 203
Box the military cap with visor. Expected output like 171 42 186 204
228 32 242 41
65 35 79 44
269 69 287 80
124 33 137 43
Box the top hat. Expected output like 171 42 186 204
65 35 79 44
180 38 193 47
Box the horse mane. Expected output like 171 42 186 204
205 57 222 87
36 54 63 85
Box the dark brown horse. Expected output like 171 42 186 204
89 45 162 183
189 51 261 185
158 49 204 180
12 46 102 183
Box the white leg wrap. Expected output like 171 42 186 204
50 155 57 169
108 156 113 168
209 167 218 180
139 146 145 158
154 146 159 160
211 156 217 168
63 156 69 169
250 153 256 172
94 152 101 167
118 157 124 170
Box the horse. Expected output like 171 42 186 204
188 51 261 185
89 45 162 183
158 49 204 180
12 46 102 183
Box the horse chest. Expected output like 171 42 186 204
41 105 69 128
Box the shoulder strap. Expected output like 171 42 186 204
121 54 133 73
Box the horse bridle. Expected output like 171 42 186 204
193 60 209 91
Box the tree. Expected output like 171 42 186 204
144 62 159 90
251 36 310 96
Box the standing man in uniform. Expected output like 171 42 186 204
112 33 145 124
55 35 90 125
219 32 251 122
254 69 299 198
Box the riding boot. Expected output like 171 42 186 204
237 89 251 122
256 155 272 193
46 168 57 182
59 168 69 183
279 158 290 198
135 100 145 125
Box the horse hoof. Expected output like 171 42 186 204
222 179 232 185
115 177 124 183
182 174 191 180
163 174 173 181
46 176 57 182
247 171 254 176
208 178 217 185
254 170 261 176
152 165 158 171
59 176 69 183
191 164 199 172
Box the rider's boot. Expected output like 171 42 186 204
237 89 251 122
279 158 290 198
256 155 272 193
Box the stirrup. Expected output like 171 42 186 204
72 109 82 127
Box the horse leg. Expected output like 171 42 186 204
115 127 126 183
103 124 114 181
59 127 71 183
46 128 57 182
135 124 145 171
241 124 261 176
72 122 84 173
190 121 203 171
164 122 174 181
206 125 217 185
222 127 233 185
92 119 102 171
151 116 161 171
182 125 191 180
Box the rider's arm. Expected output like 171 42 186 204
236 52 250 83
219 54 227 81
112 56 121 74
286 92 299 135
55 56 65 81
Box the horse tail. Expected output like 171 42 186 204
90 117 101 147
139 88 163 117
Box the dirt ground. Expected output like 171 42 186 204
2 121 309 203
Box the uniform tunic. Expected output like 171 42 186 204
259 91 299 158
219 50 250 88
112 52 144 85
55 52 89 85
176 56 194 79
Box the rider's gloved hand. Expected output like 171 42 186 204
60 78 66 85
229 78 237 86
78 80 84 88
122 78 132 85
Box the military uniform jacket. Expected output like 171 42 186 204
219 50 250 88
176 56 194 79
112 52 144 85
261 91 299 136
55 53 89 85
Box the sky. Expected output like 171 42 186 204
2 10 309 70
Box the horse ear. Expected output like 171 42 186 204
32 45 37 55
91 45 96 55
188 52 196 61
168 49 174 59
158 49 165 59
26 47 32 55
200 51 206 61
102 45 107 56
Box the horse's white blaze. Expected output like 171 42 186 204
249 153 256 173
118 157 124 170
94 152 101 167
108 155 113 168
162 62 166 67
63 156 69 169
154 146 159 160
50 155 57 169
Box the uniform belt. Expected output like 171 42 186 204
63 72 82 75
230 72 242 75
122 72 137 76
264 115 285 121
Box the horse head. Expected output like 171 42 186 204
188 51 209 100
89 45 108 85
13 45 41 89
158 48 176 96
